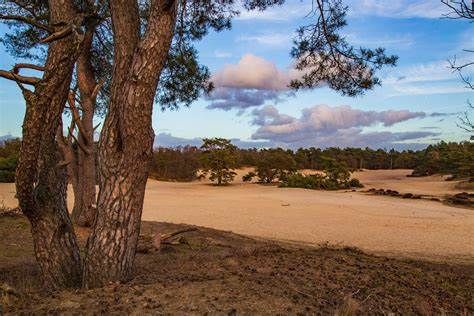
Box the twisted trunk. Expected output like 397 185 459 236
15 0 83 289
70 25 98 227
83 0 177 287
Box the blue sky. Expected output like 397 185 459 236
0 0 473 149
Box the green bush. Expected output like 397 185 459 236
242 172 256 182
347 178 364 188
280 173 363 190
0 170 15 183
280 158 363 191
0 139 20 183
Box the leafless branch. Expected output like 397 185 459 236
12 63 45 73
449 53 474 90
67 91 89 142
441 0 474 20
457 101 474 132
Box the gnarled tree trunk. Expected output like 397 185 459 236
13 0 84 289
83 0 177 288
69 24 99 227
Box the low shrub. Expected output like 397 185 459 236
242 172 256 182
347 178 364 188
0 170 15 183
280 173 363 190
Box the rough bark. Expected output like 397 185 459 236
13 0 84 289
69 24 99 227
83 0 178 288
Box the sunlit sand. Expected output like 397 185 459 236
1 169 472 262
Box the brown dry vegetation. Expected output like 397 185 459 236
1 212 473 314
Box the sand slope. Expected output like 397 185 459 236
0 169 472 262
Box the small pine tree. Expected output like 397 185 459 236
200 138 238 185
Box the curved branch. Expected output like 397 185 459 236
12 63 45 73
0 69 40 85
67 92 89 142
40 25 74 43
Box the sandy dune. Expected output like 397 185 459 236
1 169 472 262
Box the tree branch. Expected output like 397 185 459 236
70 131 92 155
12 63 45 73
0 69 40 85
40 24 74 43
0 14 53 33
91 79 105 101
67 91 89 142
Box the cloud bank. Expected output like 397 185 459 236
236 0 444 21
153 104 447 150
250 105 438 149
154 133 271 149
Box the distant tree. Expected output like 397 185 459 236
150 146 201 181
200 138 238 185
411 141 474 179
0 138 21 183
254 148 297 183
321 156 350 184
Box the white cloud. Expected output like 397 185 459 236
383 57 474 96
345 33 415 49
237 32 292 47
347 0 445 19
235 0 445 21
214 50 232 58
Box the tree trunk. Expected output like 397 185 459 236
71 147 96 226
67 23 98 227
83 0 177 288
30 137 82 288
14 0 84 289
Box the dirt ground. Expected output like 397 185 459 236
0 169 473 263
1 214 473 315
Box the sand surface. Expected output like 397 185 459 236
1 169 473 262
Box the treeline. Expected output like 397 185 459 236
1 139 472 183
411 141 474 179
147 141 473 182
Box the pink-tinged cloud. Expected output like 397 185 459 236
251 105 434 147
211 54 294 91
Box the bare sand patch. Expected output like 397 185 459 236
0 169 472 262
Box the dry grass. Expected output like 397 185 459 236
1 217 473 314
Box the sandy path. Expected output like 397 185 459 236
1 170 472 262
